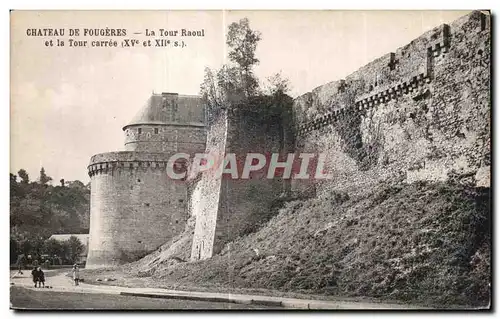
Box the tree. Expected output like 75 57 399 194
10 238 19 264
227 17 262 97
18 169 29 184
44 238 63 257
39 167 52 185
60 179 65 187
19 239 32 257
201 65 244 123
66 236 84 263
264 72 295 196
30 236 45 260
264 71 292 97
59 241 71 263
10 173 21 199
10 172 91 239
200 17 262 122
67 180 86 189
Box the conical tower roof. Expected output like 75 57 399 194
124 93 170 128
123 92 204 130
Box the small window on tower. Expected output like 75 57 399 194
154 128 159 134
138 128 142 134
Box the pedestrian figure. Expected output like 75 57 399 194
72 264 80 286
37 267 45 288
16 254 25 274
31 267 38 288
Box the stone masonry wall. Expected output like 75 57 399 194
123 92 206 153
86 151 190 268
87 91 207 268
124 124 206 153
190 111 228 261
292 11 490 196
213 110 284 255
190 109 286 260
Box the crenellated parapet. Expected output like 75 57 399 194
296 21 456 137
297 107 348 135
354 70 431 111
295 10 492 137
87 151 182 177
292 10 490 199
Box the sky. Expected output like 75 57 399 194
10 10 471 183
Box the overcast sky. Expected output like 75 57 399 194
10 10 470 183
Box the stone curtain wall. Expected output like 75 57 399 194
190 111 228 261
212 110 285 255
87 11 489 268
190 109 286 260
86 152 190 268
293 11 490 196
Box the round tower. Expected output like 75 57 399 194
86 92 206 269
123 92 206 153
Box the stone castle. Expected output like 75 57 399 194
86 11 490 268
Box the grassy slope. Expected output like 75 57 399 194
133 181 490 307
86 181 490 308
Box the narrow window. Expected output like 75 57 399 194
138 128 142 134
154 128 159 134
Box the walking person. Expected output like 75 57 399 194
16 254 25 274
72 264 80 286
37 267 45 288
31 267 38 288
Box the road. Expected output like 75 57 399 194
10 286 274 310
10 269 419 310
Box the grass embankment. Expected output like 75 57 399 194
82 181 490 308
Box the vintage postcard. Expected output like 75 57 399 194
10 10 491 310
